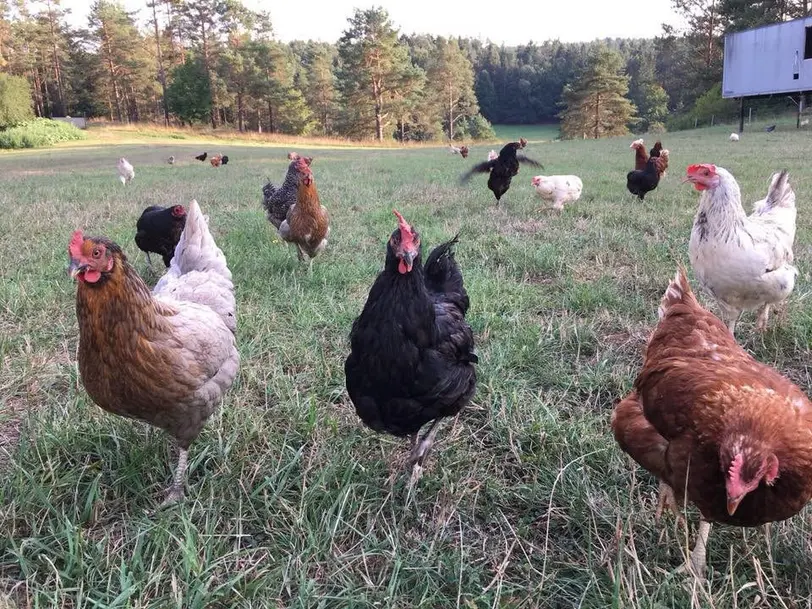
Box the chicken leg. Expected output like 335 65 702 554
409 418 442 467
675 520 711 578
756 304 771 332
145 252 154 270
161 447 189 507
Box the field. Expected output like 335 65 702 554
2 124 812 608
493 124 561 143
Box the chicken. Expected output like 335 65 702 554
630 139 648 171
487 150 498 161
195 152 207 161
729 133 740 142
221 155 229 166
684 165 796 333
460 140 543 204
612 267 812 577
765 124 776 132
168 156 175 165
344 210 477 478
626 154 664 200
262 156 312 229
287 151 299 160
210 154 223 167
448 143 469 158
649 141 662 159
68 199 239 505
531 174 583 211
278 156 329 270
117 158 134 185
655 149 669 178
134 205 187 269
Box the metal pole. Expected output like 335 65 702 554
739 97 745 133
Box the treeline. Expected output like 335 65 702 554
0 0 808 140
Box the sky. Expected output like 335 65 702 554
60 0 687 45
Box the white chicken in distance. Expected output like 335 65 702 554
684 164 797 334
117 157 134 185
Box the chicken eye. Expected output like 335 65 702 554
92 247 102 258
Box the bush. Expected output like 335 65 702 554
0 118 87 149
463 114 496 140
0 74 34 129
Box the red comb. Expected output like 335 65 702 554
69 230 84 258
392 209 415 249
687 163 716 174
728 452 744 482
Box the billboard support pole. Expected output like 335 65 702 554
739 97 745 133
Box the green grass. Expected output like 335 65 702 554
493 123 561 143
2 126 812 608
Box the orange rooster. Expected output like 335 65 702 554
612 267 812 577
69 200 239 505
210 154 223 167
278 156 329 270
630 139 648 171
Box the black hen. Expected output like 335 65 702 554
460 139 542 204
195 152 207 161
626 156 661 201
649 141 662 158
345 210 478 473
221 155 229 165
134 205 187 268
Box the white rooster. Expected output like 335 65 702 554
117 157 135 185
531 175 583 211
684 164 796 333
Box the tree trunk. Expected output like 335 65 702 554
237 91 244 131
594 93 600 139
151 0 170 126
375 98 383 141
199 19 217 129
45 0 65 115
705 0 716 69
268 100 275 133
448 87 454 140
101 20 123 122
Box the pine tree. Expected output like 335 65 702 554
336 7 415 141
426 38 479 140
560 48 637 140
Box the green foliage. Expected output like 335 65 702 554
166 57 212 125
456 113 496 140
667 83 739 131
635 83 670 133
0 72 33 128
560 47 637 140
425 38 479 140
0 117 86 148
337 7 418 140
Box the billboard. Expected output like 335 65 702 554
723 17 812 98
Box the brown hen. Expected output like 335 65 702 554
612 267 812 576
278 156 329 270
69 200 239 505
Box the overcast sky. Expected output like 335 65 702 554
60 0 686 44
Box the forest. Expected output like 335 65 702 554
0 0 809 140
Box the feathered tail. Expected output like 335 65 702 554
657 266 698 320
153 199 236 332
753 170 794 215
459 161 496 184
424 234 471 318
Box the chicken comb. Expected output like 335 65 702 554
392 210 415 249
69 229 85 259
295 155 312 172
728 452 745 483
630 138 644 148
686 163 716 175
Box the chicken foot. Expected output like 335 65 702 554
756 305 771 332
160 447 189 507
654 481 685 525
674 519 711 579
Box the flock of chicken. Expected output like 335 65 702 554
68 133 809 581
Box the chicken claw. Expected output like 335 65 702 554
756 305 771 332
160 448 189 507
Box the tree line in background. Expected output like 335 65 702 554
0 0 808 141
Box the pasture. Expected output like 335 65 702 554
2 124 812 608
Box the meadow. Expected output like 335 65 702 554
2 122 812 608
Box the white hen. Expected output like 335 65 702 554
685 164 796 334
117 157 135 185
531 174 583 210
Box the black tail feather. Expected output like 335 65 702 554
460 161 496 184
516 154 543 169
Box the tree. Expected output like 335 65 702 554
635 82 669 131
166 56 211 124
559 48 637 140
0 73 34 127
147 0 170 125
719 0 809 31
300 43 337 135
337 7 415 140
426 38 479 140
474 69 497 120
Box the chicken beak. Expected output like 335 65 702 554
68 259 87 279
726 495 743 516
680 175 693 184
400 250 416 272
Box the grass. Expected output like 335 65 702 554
2 123 812 608
493 124 561 142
